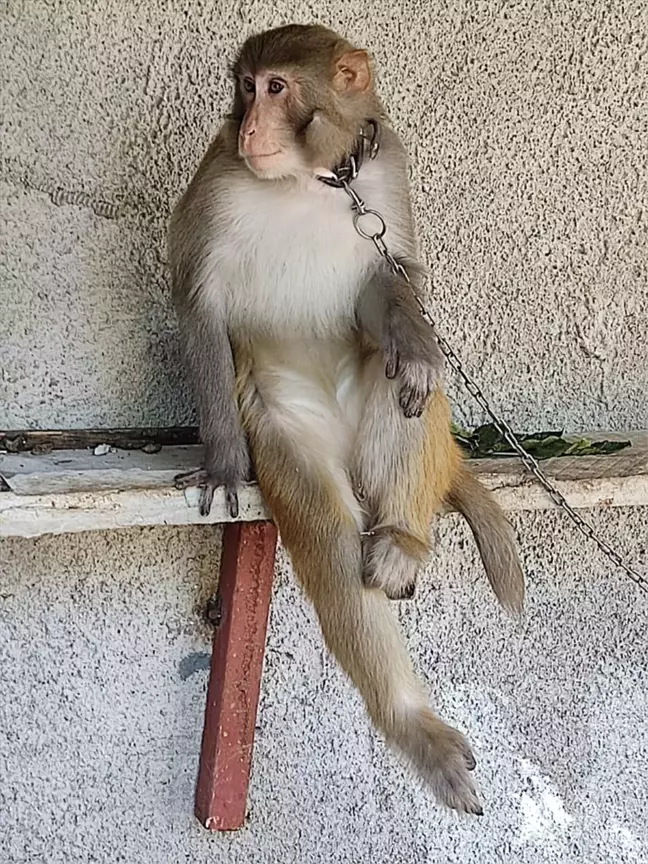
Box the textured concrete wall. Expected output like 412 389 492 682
2 0 646 431
2 2 647 863
1 511 647 863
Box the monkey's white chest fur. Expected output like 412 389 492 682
209 173 383 335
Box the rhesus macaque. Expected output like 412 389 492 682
169 23 524 815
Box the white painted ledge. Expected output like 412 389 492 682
1 434 646 538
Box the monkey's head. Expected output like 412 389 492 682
231 24 380 180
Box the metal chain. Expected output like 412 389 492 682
321 148 647 594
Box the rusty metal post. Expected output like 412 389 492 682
195 520 278 831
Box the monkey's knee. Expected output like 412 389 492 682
361 526 428 600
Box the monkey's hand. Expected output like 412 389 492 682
385 313 444 418
174 446 250 519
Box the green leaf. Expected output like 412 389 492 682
451 421 631 461
472 423 506 453
564 439 631 457
450 421 472 439
520 430 564 442
519 436 571 459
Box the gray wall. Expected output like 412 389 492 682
1 2 647 863
2 511 647 863
2 0 647 432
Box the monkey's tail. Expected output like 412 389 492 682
446 465 525 614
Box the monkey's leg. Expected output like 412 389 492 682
243 381 481 815
354 353 460 600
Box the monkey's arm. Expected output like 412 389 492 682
356 267 444 418
173 298 250 517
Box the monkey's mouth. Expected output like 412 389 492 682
245 151 282 161
243 151 286 176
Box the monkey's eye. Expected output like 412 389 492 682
242 77 255 94
268 79 285 95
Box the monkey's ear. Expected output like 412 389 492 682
333 50 371 93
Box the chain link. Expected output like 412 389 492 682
323 153 647 594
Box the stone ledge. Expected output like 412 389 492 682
1 434 646 539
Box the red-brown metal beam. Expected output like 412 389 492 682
195 520 278 831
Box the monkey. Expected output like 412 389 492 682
169 23 524 815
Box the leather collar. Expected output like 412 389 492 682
317 119 381 188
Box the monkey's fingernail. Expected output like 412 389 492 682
474 806 484 817
385 359 397 379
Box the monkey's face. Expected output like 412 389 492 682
232 25 375 181
236 69 311 179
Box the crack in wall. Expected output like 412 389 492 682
5 174 122 219
45 186 121 219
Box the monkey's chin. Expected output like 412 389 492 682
243 152 303 181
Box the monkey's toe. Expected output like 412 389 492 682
385 579 417 600
400 580 417 600
225 488 239 519
174 469 208 490
175 469 220 516
437 743 481 814
399 384 428 418
199 484 215 516
400 708 481 816
385 353 399 379
364 576 417 600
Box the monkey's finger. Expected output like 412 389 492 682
175 469 208 490
399 386 424 418
385 347 399 379
199 484 215 517
399 388 416 416
226 488 240 519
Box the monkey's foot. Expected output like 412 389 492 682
400 709 482 815
361 526 427 599
174 469 239 518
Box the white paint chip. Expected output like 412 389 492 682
93 443 113 456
